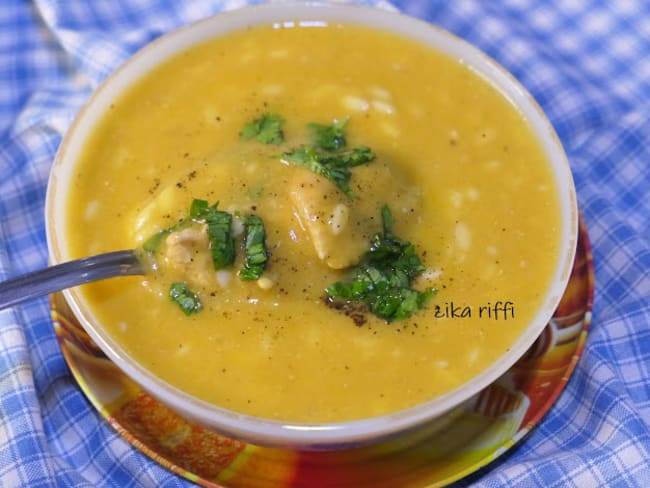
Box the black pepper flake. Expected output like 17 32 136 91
323 296 368 326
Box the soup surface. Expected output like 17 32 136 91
66 22 561 422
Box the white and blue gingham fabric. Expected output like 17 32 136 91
1 0 650 486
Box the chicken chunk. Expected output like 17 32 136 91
161 224 215 288
289 161 419 269
290 171 369 268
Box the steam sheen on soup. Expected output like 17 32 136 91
65 22 562 422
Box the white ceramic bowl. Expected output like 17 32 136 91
46 2 578 450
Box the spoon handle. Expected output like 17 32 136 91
0 250 143 311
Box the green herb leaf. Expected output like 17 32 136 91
142 229 172 254
188 199 235 270
280 116 375 198
204 208 235 270
381 203 393 234
169 282 203 315
282 146 354 197
239 215 269 281
142 219 190 254
325 205 435 323
240 113 285 144
308 117 348 150
189 198 209 218
281 145 375 198
329 146 375 167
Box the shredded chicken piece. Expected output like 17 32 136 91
162 224 214 288
289 171 368 269
289 159 420 269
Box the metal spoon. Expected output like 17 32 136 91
0 250 144 311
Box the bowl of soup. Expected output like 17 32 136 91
45 2 578 449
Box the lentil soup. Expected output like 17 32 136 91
64 22 563 422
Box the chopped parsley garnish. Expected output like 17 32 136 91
143 218 191 254
144 199 274 282
189 198 210 218
281 145 375 198
282 117 375 198
308 117 348 150
190 199 235 270
144 199 235 270
239 215 269 281
169 282 203 315
325 205 435 323
238 114 375 198
142 227 175 254
240 113 285 144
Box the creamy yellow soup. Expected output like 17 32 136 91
66 22 561 422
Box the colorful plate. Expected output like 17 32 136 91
50 217 593 487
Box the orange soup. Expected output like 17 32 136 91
65 22 562 422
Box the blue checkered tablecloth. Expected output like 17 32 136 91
1 1 650 486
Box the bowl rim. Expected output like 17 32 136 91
45 1 578 449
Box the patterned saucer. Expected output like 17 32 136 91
50 217 593 487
